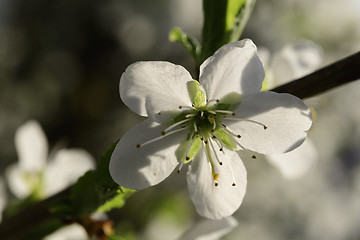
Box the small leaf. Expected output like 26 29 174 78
228 0 256 42
96 188 135 213
169 27 201 65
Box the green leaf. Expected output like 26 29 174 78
96 188 135 213
228 0 256 42
169 27 201 66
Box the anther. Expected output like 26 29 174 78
185 156 190 160
219 162 223 165
136 144 141 149
161 131 166 136
232 183 236 186
177 170 181 174
237 134 241 138
179 106 182 109
215 182 219 187
232 112 236 116
204 140 208 144
158 112 161 115
252 155 256 159
219 148 223 151
213 173 219 180
264 125 268 130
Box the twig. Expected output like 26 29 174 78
270 51 360 99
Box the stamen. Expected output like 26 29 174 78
185 113 197 118
211 116 217 130
164 118 191 133
200 111 204 120
208 110 217 115
220 127 247 151
193 122 199 135
223 117 268 129
206 99 220 106
178 105 194 110
214 110 235 115
204 139 220 187
136 127 186 149
209 138 222 165
226 156 237 187
177 133 195 173
252 155 256 159
212 132 225 154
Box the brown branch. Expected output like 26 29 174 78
270 51 360 99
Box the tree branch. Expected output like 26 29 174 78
270 51 360 99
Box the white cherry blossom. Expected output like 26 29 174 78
259 42 322 179
110 39 312 219
6 120 95 199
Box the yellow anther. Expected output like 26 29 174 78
213 173 219 181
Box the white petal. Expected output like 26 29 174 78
224 91 312 154
179 216 238 240
199 39 264 101
5 164 31 198
44 149 95 196
44 223 88 240
120 61 193 120
15 120 48 172
266 138 317 179
186 147 247 219
271 42 323 84
109 119 186 190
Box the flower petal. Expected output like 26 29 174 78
266 138 317 179
224 91 312 154
199 39 264 102
179 216 238 240
120 61 193 120
186 147 247 219
5 164 31 198
15 120 48 172
110 119 186 190
44 149 95 196
271 42 323 84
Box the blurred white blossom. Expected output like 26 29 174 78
5 120 95 199
258 42 322 179
44 223 88 240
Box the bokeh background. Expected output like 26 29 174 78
1 0 360 239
